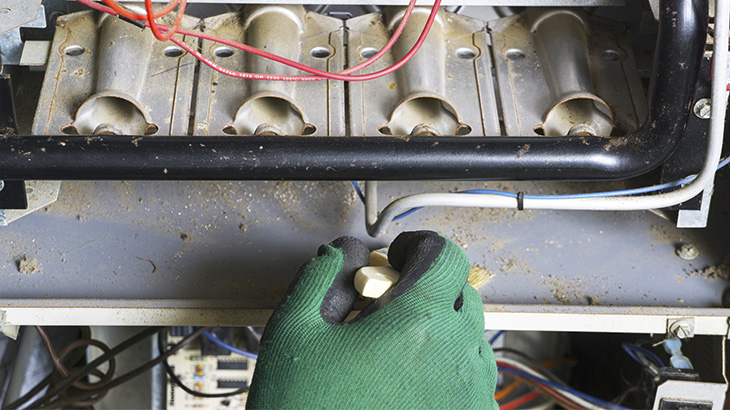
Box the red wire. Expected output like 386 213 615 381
172 3 418 78
496 361 581 409
500 392 540 410
169 2 439 82
102 0 180 20
145 0 187 42
77 0 435 82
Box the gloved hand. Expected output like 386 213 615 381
247 231 497 409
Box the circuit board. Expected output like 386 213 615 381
165 332 256 409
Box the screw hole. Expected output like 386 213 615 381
456 47 477 59
601 49 622 61
25 187 33 194
64 45 85 56
0 8 10 14
214 47 234 58
164 46 184 58
359 47 378 59
310 46 331 59
505 48 525 61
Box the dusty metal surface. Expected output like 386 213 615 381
32 10 199 136
0 0 42 35
489 10 648 136
4 181 61 224
0 5 46 66
195 7 345 136
347 8 500 136
0 171 728 321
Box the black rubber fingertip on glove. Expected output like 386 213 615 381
319 236 370 324
354 231 446 320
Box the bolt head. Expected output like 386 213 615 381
693 98 712 119
669 320 694 339
676 243 699 260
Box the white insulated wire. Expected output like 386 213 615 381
495 356 601 409
367 0 729 236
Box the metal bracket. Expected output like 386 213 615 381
0 0 42 35
0 5 46 66
0 311 19 340
676 184 714 228
652 380 727 410
668 317 696 339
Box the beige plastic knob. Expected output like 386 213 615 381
368 250 390 267
354 266 400 299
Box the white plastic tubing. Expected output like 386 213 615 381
366 0 729 237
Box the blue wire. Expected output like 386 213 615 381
351 156 730 219
393 206 423 221
203 331 258 360
488 330 505 345
498 366 628 410
623 343 665 368
459 189 518 198
351 181 365 203
622 344 644 366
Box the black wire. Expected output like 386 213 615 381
4 326 110 409
43 327 210 409
21 327 163 409
157 331 248 398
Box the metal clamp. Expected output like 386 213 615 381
0 311 19 340
668 318 695 339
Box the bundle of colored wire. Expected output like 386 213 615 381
499 391 541 410
494 358 575 402
496 356 628 410
79 0 440 82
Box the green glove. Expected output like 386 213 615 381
247 231 497 409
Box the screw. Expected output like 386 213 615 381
693 98 711 119
676 243 699 260
669 321 693 339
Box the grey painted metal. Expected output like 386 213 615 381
0 174 728 327
195 7 345 137
347 8 500 136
